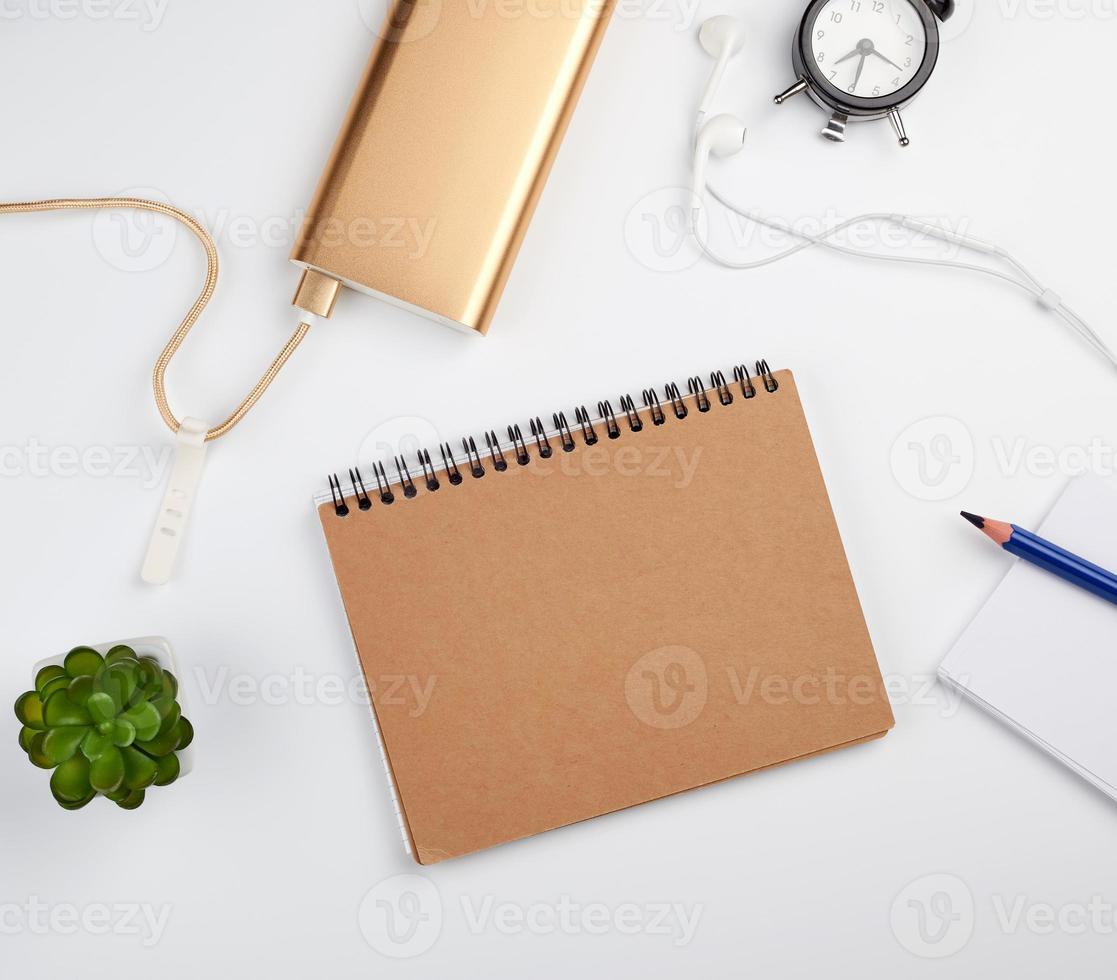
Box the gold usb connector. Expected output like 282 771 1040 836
292 268 342 320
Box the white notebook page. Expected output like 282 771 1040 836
939 475 1117 801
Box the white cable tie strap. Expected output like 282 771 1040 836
141 417 209 586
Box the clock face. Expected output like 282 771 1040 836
809 0 929 102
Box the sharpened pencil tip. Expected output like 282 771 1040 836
960 511 985 529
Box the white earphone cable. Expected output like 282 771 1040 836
693 189 1117 368
688 29 1117 372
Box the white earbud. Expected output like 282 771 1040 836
697 15 745 119
693 16 748 216
693 114 747 211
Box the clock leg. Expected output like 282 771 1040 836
889 108 911 147
773 78 809 105
821 111 849 143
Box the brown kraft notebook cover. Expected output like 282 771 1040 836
318 364 895 863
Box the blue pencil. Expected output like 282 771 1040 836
962 511 1117 607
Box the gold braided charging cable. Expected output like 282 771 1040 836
0 197 312 442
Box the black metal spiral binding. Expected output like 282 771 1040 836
620 394 645 431
529 418 554 458
574 406 599 445
349 468 372 511
756 359 779 393
372 462 395 504
328 474 350 518
327 359 780 516
661 379 688 417
685 377 708 414
417 450 440 491
711 370 733 406
597 400 621 440
553 412 576 453
439 444 463 485
485 431 509 472
507 424 530 466
733 364 757 399
462 437 485 479
394 457 418 498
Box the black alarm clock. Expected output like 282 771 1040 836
774 0 955 146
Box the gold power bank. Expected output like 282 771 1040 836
291 0 616 335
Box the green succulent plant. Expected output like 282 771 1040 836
15 645 193 810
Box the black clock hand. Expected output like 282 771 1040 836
853 54 867 91
833 48 861 65
870 49 904 71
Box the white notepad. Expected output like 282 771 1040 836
939 475 1117 802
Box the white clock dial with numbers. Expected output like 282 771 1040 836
810 0 928 100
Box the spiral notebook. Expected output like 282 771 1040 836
317 361 895 863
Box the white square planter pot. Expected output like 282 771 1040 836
33 636 194 779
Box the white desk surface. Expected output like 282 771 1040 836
3 2 1117 976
